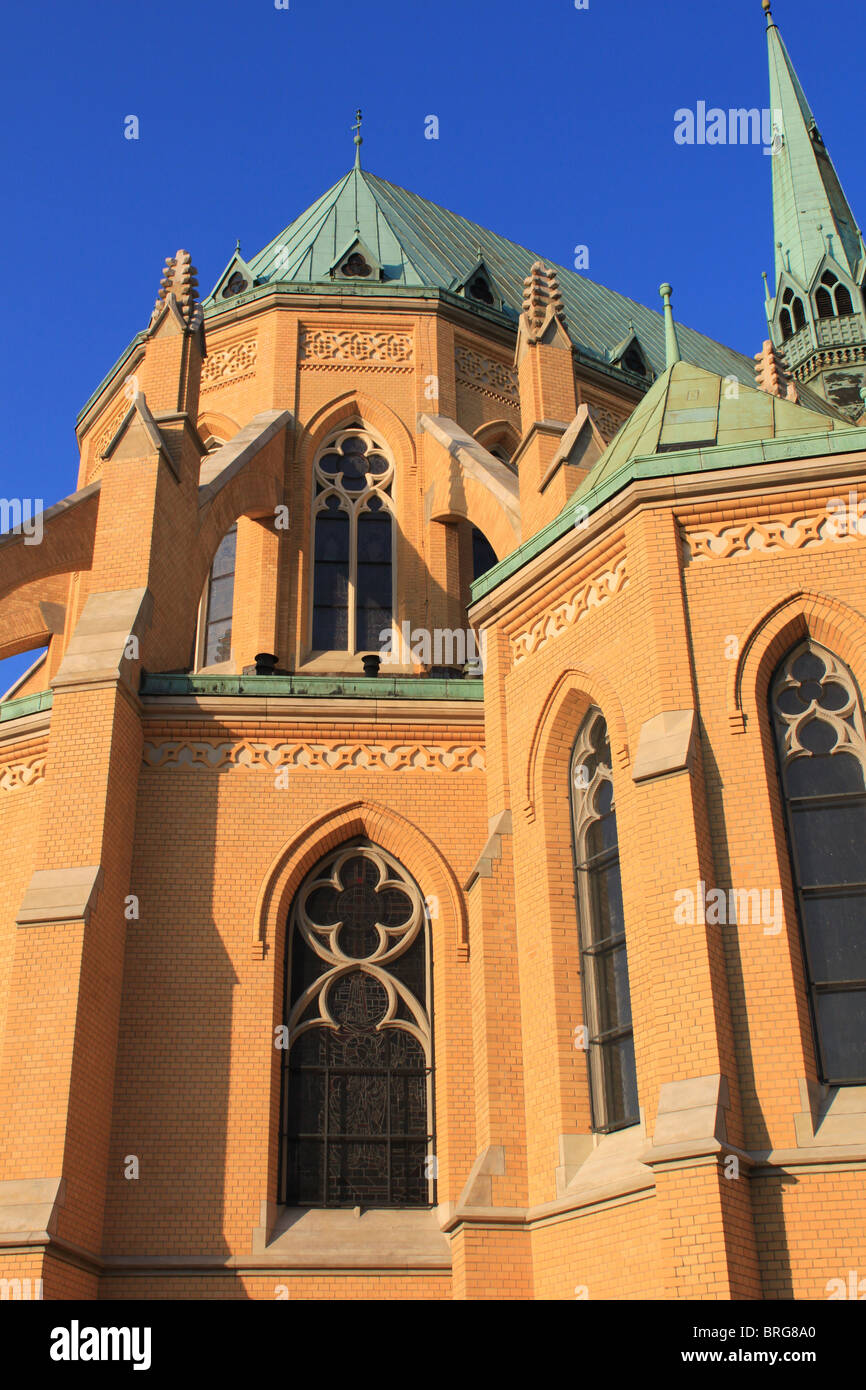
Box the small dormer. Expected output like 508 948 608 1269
212 248 256 302
610 331 652 380
329 235 383 282
454 258 502 311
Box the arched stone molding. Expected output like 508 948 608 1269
728 591 866 734
197 410 241 452
252 799 469 963
298 392 416 481
524 667 630 823
474 419 520 461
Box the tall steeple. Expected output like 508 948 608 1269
763 0 866 417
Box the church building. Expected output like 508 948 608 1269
1 2 865 1299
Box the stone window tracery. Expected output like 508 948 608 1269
570 708 639 1132
771 640 866 1083
312 425 394 653
278 842 434 1208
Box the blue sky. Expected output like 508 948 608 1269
0 0 863 689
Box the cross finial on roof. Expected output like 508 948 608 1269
352 108 363 169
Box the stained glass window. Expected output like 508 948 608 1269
571 709 639 1132
279 843 434 1208
312 427 394 654
771 641 866 1083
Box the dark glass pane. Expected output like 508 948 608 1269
472 527 498 581
587 858 625 943
314 510 349 562
597 1035 639 1129
786 751 864 797
594 942 633 1031
357 513 391 564
312 604 348 650
210 526 237 579
306 885 340 925
328 971 388 1027
802 893 866 982
790 802 866 885
814 991 866 1081
797 718 837 754
380 887 412 926
204 618 232 666
585 806 618 861
390 1143 429 1205
206 574 234 624
792 652 827 684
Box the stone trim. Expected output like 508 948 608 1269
250 1204 450 1269
52 587 153 693
0 1177 65 1242
464 810 512 890
641 1074 730 1168
631 709 696 783
198 409 292 506
16 866 103 926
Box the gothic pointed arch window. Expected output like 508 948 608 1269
570 708 639 1132
312 426 394 653
770 641 866 1084
835 284 855 317
279 842 434 1207
196 522 237 668
781 286 806 338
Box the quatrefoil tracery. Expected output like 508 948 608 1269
287 847 431 1056
772 643 865 762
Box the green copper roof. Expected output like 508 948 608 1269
468 355 860 605
768 18 865 286
203 165 757 386
563 358 856 511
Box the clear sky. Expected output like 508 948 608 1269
0 0 862 690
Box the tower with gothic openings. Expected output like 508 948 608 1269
764 0 866 415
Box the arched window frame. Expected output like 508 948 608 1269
194 521 237 670
570 708 639 1133
310 424 395 656
278 840 435 1209
770 639 866 1086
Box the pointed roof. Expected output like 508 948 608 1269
469 356 865 604
201 164 756 386
767 13 865 286
564 358 856 510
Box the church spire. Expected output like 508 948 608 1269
766 3 864 288
763 2 866 418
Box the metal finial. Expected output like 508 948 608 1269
659 283 682 367
762 0 772 18
762 270 771 301
352 108 363 169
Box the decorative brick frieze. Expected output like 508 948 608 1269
299 327 413 366
200 337 258 390
0 749 47 792
455 343 518 403
510 553 628 665
142 737 485 772
682 509 863 562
